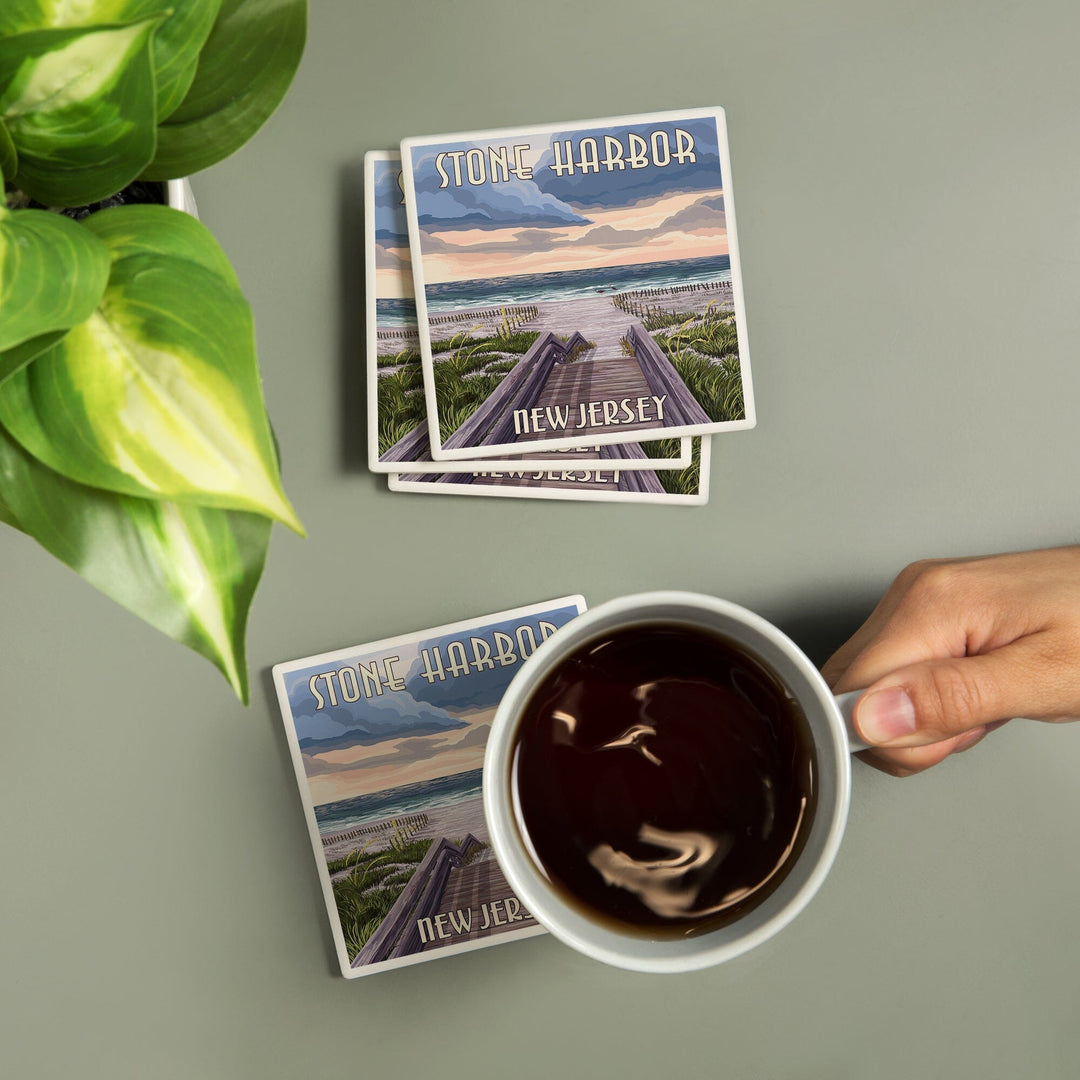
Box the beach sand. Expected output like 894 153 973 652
321 794 489 865
374 326 420 354
374 282 733 355
420 282 734 343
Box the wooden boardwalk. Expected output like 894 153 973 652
340 800 540 966
516 295 657 443
430 294 710 455
420 847 537 950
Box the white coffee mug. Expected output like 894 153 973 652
483 591 866 974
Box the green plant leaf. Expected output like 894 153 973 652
84 201 239 285
0 204 303 532
0 329 68 385
0 420 269 701
0 204 110 350
0 119 17 182
139 0 224 120
0 18 162 206
0 1 223 122
0 484 20 529
144 0 306 180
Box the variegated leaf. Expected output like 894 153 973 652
0 483 20 529
86 200 239 284
0 18 161 206
0 119 16 181
145 0 306 179
0 420 269 701
0 201 110 350
0 1 223 121
0 204 303 532
0 329 67 385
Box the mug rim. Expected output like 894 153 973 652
482 590 853 973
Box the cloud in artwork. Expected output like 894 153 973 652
419 226 566 257
576 223 656 250
412 184 730 283
404 605 581 711
367 720 492 770
301 722 492 777
410 148 590 231
281 604 580 775
371 156 410 245
374 242 411 272
285 674 466 752
658 194 727 232
534 116 723 209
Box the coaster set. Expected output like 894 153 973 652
367 108 754 505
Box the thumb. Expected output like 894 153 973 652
853 638 1049 747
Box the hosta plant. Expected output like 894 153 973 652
0 0 307 703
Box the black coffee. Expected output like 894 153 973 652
510 623 817 937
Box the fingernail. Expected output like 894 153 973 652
858 686 917 744
953 726 987 754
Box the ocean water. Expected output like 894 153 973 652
376 253 731 326
315 768 483 836
376 296 419 330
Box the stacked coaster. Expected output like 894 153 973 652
366 108 755 505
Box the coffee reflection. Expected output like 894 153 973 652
510 623 817 937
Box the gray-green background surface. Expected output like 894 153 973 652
3 2 1079 1076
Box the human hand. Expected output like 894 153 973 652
821 547 1080 776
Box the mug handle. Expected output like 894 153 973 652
834 690 871 753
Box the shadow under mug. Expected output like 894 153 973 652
482 591 867 974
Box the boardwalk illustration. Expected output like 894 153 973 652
521 295 662 440
276 598 584 976
335 796 539 969
434 294 715 454
399 110 752 460
420 847 528 951
377 284 730 494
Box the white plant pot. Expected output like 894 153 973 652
166 178 198 219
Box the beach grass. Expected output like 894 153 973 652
432 331 540 442
637 438 702 496
653 314 744 423
378 330 542 452
481 358 520 376
558 336 595 363
376 360 426 456
642 309 699 331
326 835 432 876
431 330 537 356
661 349 744 422
681 318 740 360
331 836 434 961
377 346 422 368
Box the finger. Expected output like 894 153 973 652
823 608 911 690
826 558 1024 694
821 625 877 689
857 726 991 777
853 632 1074 748
821 569 938 688
830 597 968 696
